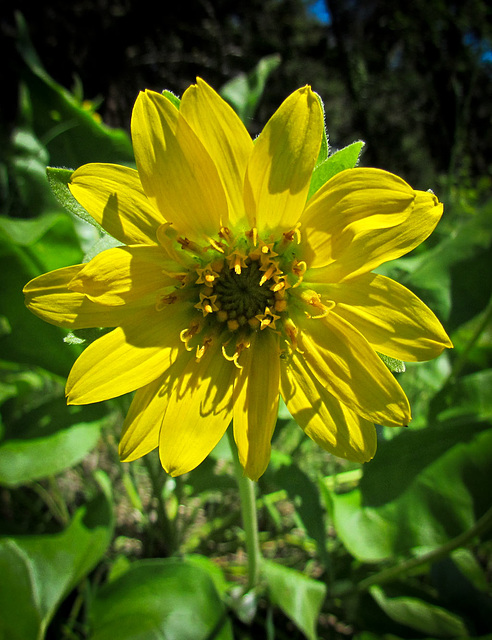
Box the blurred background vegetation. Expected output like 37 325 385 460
0 1 491 639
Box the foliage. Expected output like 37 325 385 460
1 12 491 640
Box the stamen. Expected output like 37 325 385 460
156 292 178 311
291 259 307 287
196 337 213 362
245 227 258 246
194 292 219 316
301 290 335 319
280 223 301 249
284 318 298 350
180 320 202 351
259 260 281 286
219 227 234 244
177 236 203 256
227 249 248 275
255 306 281 330
195 265 220 285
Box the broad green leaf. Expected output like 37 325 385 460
89 559 233 640
0 401 106 487
0 485 113 640
261 559 326 640
220 54 281 124
370 585 468 637
182 554 231 596
308 140 365 199
326 427 492 561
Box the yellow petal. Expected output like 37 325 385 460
68 245 177 306
280 350 376 462
301 168 442 279
244 86 323 232
313 273 453 361
69 163 163 245
23 265 140 328
180 78 253 228
233 330 280 480
159 337 236 476
66 302 195 404
119 351 195 462
131 90 228 240
292 306 410 427
119 376 164 462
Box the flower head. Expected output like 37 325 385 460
24 79 452 480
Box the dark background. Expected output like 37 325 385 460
2 0 491 188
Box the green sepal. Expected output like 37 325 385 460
378 352 406 373
313 92 329 166
162 90 181 109
308 140 365 199
46 166 104 233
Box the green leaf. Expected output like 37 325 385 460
5 127 59 218
220 54 281 124
46 167 104 233
313 92 329 167
370 585 468 637
162 90 181 109
261 559 326 640
308 140 365 199
378 353 406 373
0 487 113 640
326 427 492 562
0 403 106 487
89 559 233 640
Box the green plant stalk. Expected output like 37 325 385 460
143 456 176 554
353 504 492 594
447 292 492 385
227 426 261 590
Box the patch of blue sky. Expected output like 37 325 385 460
304 0 331 24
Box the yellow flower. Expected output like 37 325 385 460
24 79 452 480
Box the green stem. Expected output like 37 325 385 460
352 505 492 594
446 292 492 386
227 427 261 590
143 456 176 555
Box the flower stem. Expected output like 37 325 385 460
227 426 261 590
335 504 492 597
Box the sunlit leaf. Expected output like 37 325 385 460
0 485 113 640
308 140 365 198
89 559 233 640
370 585 468 637
262 559 326 640
326 427 492 561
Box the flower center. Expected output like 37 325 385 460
214 261 275 322
157 224 309 365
